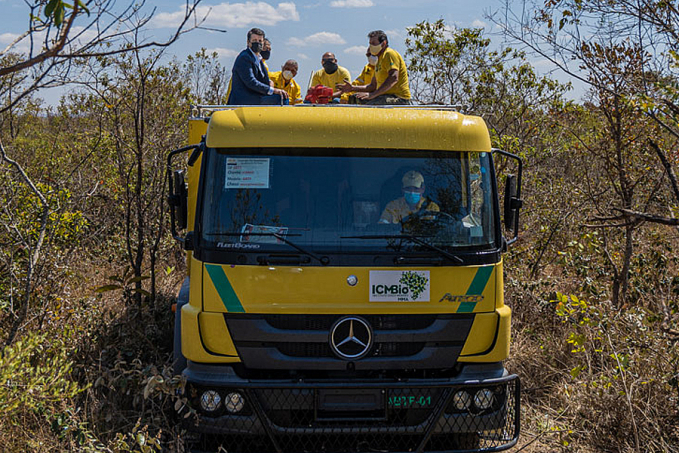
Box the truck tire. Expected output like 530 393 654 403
173 277 190 376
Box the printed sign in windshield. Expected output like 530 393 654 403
225 157 270 189
369 270 430 302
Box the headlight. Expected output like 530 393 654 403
452 390 472 410
474 388 494 410
200 390 222 412
224 392 246 413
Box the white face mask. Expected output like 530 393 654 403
282 70 294 80
368 55 378 66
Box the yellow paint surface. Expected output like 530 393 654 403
202 264 497 314
205 107 491 152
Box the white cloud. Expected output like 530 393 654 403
344 45 366 55
152 2 300 29
0 32 21 53
297 53 309 60
206 47 239 59
471 19 487 29
441 24 458 39
1 30 51 55
384 29 404 40
67 26 102 48
531 58 555 69
0 32 19 45
287 31 346 47
330 0 373 7
2 25 125 56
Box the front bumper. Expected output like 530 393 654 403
182 364 520 452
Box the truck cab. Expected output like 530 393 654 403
168 105 522 453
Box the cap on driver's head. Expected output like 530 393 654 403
402 170 424 189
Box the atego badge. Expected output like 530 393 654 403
369 270 430 302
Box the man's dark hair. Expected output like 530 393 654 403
368 30 388 44
247 28 265 41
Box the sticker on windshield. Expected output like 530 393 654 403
369 270 430 302
240 224 288 244
226 158 270 189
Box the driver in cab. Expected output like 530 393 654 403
379 170 439 224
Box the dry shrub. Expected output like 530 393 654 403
506 247 679 452
0 331 83 451
0 252 190 452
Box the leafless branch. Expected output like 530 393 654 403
0 137 50 349
614 209 679 226
0 0 204 115
0 2 80 77
649 140 679 205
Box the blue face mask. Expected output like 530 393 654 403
404 191 421 205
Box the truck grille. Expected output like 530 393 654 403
223 314 474 370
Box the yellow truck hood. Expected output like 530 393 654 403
201 263 498 314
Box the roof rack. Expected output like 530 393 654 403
190 103 472 119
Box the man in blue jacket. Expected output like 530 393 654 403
228 28 289 105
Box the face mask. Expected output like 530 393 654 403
369 43 383 56
404 191 421 205
282 70 294 80
368 55 378 66
260 50 271 60
250 41 262 53
323 60 338 74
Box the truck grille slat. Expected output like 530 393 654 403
262 314 439 331
223 314 475 370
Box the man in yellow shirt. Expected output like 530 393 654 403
309 52 351 102
380 171 439 224
346 49 377 103
269 60 303 105
355 49 377 86
340 30 411 105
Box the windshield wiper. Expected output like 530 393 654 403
341 234 464 264
213 233 329 265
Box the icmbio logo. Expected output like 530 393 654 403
369 270 430 302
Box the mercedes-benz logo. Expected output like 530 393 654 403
329 316 373 360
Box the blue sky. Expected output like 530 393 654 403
2 0 576 103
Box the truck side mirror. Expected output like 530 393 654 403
504 174 517 231
167 143 201 244
172 170 188 230
492 149 523 246
168 169 188 239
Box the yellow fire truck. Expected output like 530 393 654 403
167 104 523 452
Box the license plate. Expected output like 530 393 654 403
388 389 437 409
317 388 385 412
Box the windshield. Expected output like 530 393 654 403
200 148 497 254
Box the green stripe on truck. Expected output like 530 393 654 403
205 264 245 313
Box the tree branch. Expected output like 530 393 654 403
614 209 679 226
0 2 80 77
649 139 679 205
0 136 50 349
